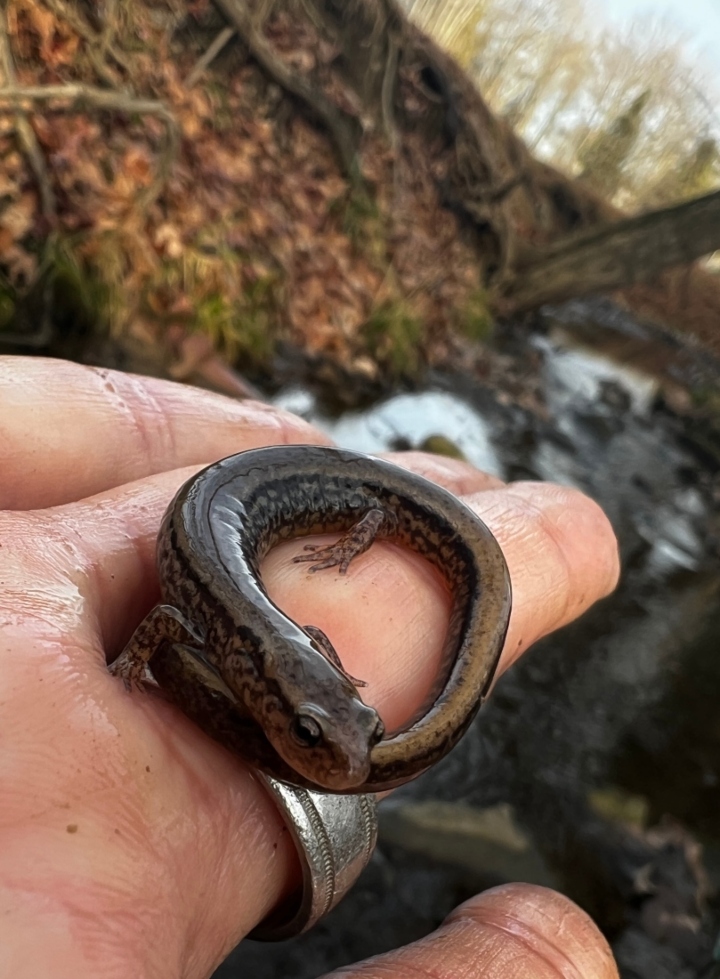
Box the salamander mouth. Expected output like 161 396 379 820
302 757 370 792
269 732 371 791
319 771 367 791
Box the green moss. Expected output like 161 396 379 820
337 190 387 262
50 237 114 330
588 786 649 830
691 386 720 412
341 190 378 234
419 435 467 461
194 292 236 348
362 299 423 376
456 287 494 342
194 271 282 365
204 82 235 133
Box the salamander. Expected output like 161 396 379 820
110 445 511 793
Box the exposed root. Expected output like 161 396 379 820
213 0 364 182
0 83 179 210
0 11 56 222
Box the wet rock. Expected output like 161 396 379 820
379 800 557 888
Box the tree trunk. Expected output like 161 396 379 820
501 189 720 312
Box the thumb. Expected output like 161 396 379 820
324 884 618 979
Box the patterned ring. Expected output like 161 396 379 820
249 774 378 941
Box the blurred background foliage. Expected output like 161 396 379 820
403 0 720 213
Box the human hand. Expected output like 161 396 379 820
0 356 620 978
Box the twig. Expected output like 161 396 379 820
185 26 235 89
380 33 399 151
380 32 403 212
43 0 129 80
0 12 56 222
476 172 526 205
0 83 180 209
97 0 128 73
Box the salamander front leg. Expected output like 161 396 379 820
304 624 367 688
109 604 205 690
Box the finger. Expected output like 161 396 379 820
383 451 505 494
0 357 330 510
382 458 618 665
0 628 299 974
324 884 618 979
468 481 620 671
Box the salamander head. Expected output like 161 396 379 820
264 694 385 791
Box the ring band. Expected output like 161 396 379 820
249 774 378 941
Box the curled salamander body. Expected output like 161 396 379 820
111 445 511 793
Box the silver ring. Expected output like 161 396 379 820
249 774 378 941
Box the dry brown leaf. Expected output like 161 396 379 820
179 108 201 140
154 222 184 259
1 192 37 237
1 241 37 282
0 171 19 198
122 147 154 186
0 227 16 252
0 0 495 363
21 0 56 44
14 0 78 68
46 26 78 67
209 145 255 184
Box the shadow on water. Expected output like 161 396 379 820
217 298 720 979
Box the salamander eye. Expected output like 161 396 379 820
291 714 323 748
